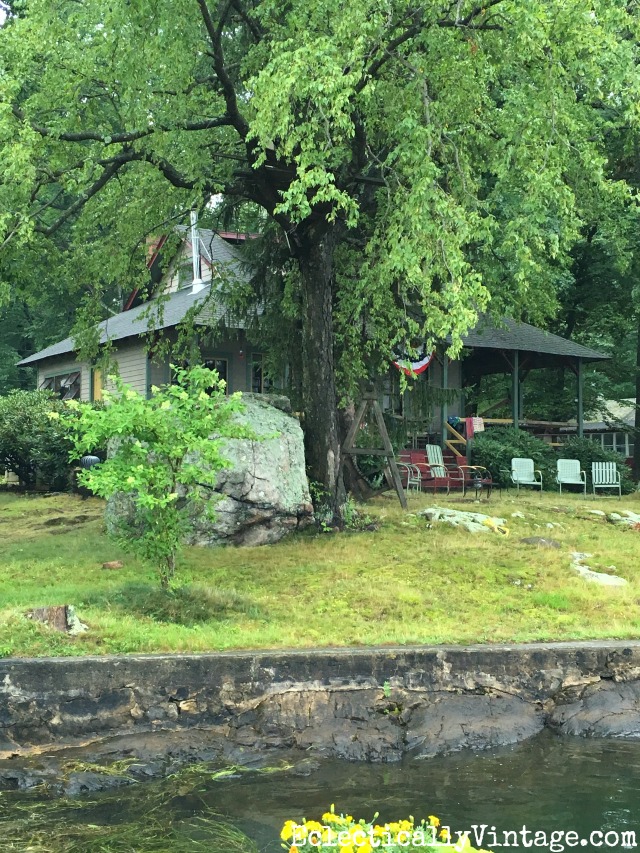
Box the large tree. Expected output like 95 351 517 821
0 0 638 517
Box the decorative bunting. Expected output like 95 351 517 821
392 349 435 376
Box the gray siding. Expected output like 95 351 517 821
32 334 273 402
105 342 148 397
202 337 256 394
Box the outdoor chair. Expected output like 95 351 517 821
458 464 493 499
424 444 464 495
591 462 621 499
556 459 586 496
511 457 543 493
397 451 422 492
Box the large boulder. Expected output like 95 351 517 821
106 394 314 547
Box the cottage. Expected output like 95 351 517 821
18 226 610 457
17 227 271 401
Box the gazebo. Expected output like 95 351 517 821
429 316 609 453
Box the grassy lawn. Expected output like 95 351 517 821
1 487 640 657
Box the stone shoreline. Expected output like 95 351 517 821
3 642 640 791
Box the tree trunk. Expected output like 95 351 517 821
297 225 346 522
634 316 640 481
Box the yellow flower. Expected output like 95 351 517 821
439 827 450 841
429 816 440 828
280 821 298 841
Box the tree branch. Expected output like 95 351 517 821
357 0 506 91
196 0 249 138
34 158 129 235
230 0 263 43
13 105 234 145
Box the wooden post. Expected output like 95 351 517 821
512 350 519 428
577 357 584 439
341 391 407 509
441 351 448 448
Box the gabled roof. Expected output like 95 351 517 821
176 226 247 277
19 230 250 367
17 283 242 365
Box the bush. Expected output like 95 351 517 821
470 427 557 488
67 364 251 589
471 427 635 493
561 436 635 494
0 390 74 490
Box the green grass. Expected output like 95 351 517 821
2 488 640 657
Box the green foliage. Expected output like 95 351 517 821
562 436 635 494
471 428 560 489
66 365 250 588
0 390 75 489
353 415 408 488
472 427 635 493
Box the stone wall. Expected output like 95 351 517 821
3 642 640 762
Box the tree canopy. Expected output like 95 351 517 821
1 0 639 513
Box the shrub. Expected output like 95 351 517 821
470 427 557 488
470 427 635 493
561 436 635 494
66 364 252 589
0 390 73 490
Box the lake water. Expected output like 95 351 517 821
2 731 639 852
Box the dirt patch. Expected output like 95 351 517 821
42 514 94 528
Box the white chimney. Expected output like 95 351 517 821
190 209 205 293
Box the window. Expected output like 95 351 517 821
203 358 228 393
615 433 628 456
178 262 194 289
382 372 403 416
589 431 633 457
40 371 81 401
251 353 273 394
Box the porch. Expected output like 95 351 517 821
396 316 609 459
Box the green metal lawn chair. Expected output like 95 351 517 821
511 457 543 493
591 462 621 499
556 459 586 496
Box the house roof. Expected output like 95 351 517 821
585 398 636 431
456 315 608 378
19 230 250 367
176 226 247 276
17 283 242 366
459 316 607 361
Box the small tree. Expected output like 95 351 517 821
67 365 249 588
0 390 74 490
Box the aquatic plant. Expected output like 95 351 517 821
1 780 258 853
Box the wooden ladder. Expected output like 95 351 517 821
444 421 467 458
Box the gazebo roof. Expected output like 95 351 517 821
455 316 608 375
